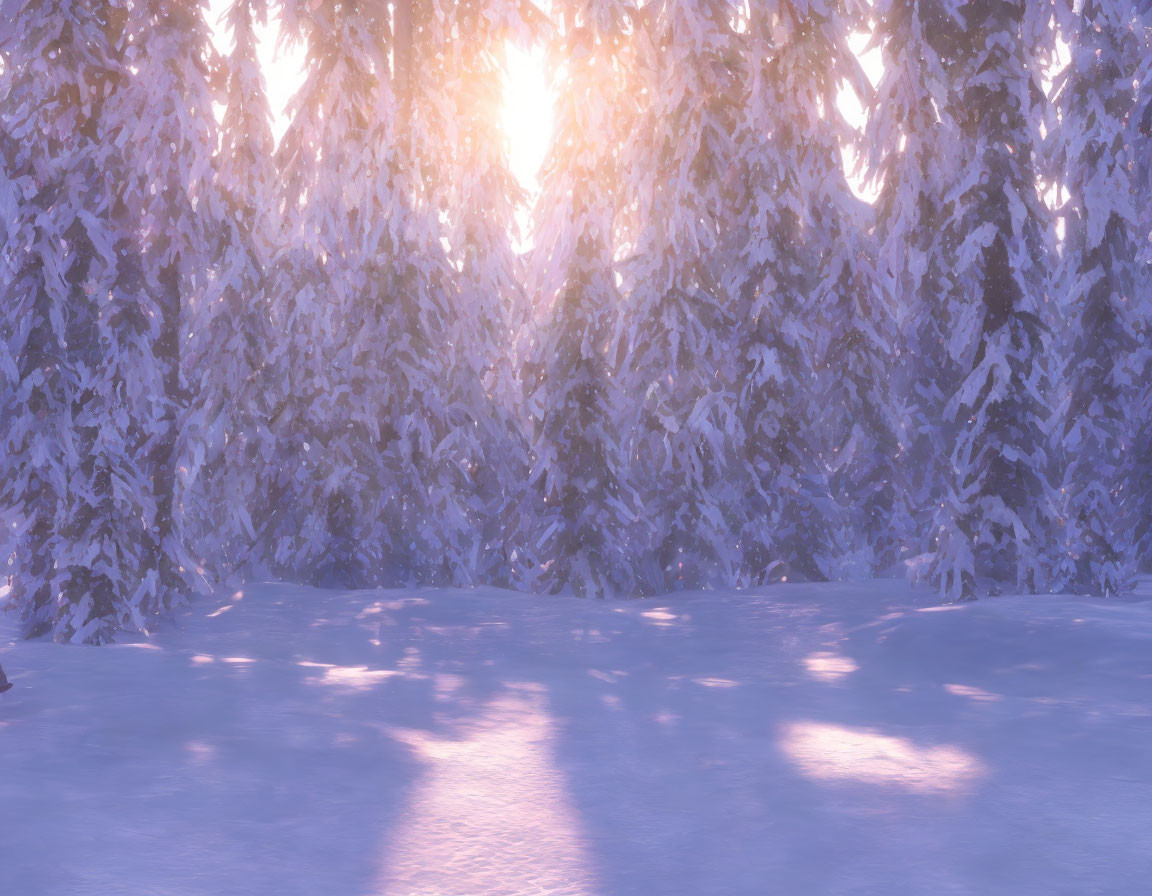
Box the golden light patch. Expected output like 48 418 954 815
780 721 985 795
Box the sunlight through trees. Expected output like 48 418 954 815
4 0 1152 640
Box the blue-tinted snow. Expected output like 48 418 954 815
2 580 1151 895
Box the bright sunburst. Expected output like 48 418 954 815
209 2 553 201
501 40 554 196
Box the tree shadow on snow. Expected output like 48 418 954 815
536 583 1152 896
8 581 1149 895
0 582 517 896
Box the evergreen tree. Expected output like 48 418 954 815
381 142 490 587
407 0 538 586
725 2 842 584
1128 1 1152 567
775 1 906 578
1049 0 1143 594
0 0 172 641
271 0 483 587
103 0 220 599
0 127 18 576
868 0 966 569
0 1 85 631
521 0 647 595
266 0 400 585
615 0 743 592
182 0 279 579
53 212 168 642
922 0 1058 598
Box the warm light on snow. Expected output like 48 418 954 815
779 721 985 794
379 684 596 896
641 607 678 626
802 650 859 683
305 663 401 690
693 677 739 688
944 683 1002 703
3 583 1152 892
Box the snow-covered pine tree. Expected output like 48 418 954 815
613 0 743 592
921 0 1058 598
521 0 647 596
52 209 169 643
1048 0 1143 595
0 0 172 641
867 0 968 569
0 126 17 576
724 2 841 584
1128 1 1152 568
271 0 482 587
102 0 220 599
405 0 538 587
181 0 279 579
379 126 489 587
768 0 907 578
265 0 399 586
0 3 88 632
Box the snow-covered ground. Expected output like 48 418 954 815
2 580 1151 895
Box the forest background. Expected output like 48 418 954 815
3 0 1151 644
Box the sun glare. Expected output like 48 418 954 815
837 30 885 203
502 40 554 196
207 4 870 225
207 0 304 143
209 2 552 242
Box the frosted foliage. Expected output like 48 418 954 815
522 0 647 596
182 0 279 580
616 0 744 592
0 0 183 642
724 1 884 584
260 0 527 590
264 5 411 586
868 0 966 562
1049 1 1143 595
407 0 536 587
102 0 220 602
1129 1 1152 568
6 0 1152 640
778 1 907 578
912 0 1058 599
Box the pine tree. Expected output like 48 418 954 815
406 0 538 586
725 2 843 584
868 0 967 570
772 1 907 578
922 0 1058 598
103 0 220 599
0 125 19 577
614 0 743 592
521 0 647 596
0 0 84 630
381 148 488 586
53 219 168 643
1128 1 1152 568
0 0 172 641
266 0 400 585
1048 0 1143 594
270 0 483 587
182 0 279 579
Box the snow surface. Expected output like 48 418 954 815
2 580 1152 895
